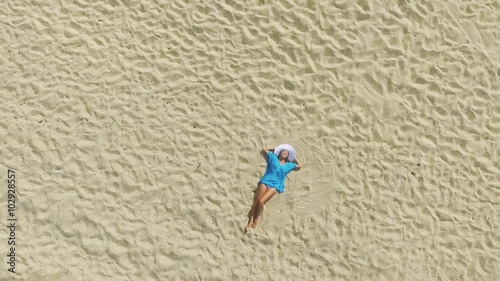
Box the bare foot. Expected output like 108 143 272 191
246 217 254 230
244 225 251 234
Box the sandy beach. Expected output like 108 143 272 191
1 0 499 280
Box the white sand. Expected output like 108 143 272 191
1 0 499 280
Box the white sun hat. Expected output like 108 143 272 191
274 144 296 161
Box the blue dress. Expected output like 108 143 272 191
259 151 297 193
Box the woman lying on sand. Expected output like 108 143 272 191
246 144 302 230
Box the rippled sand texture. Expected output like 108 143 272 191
1 0 499 280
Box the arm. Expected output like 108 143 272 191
292 158 302 171
261 147 275 162
261 147 275 154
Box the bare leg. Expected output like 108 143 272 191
246 183 267 230
251 187 277 228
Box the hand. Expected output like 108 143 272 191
293 158 302 170
259 135 265 149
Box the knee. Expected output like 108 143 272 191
257 198 265 206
